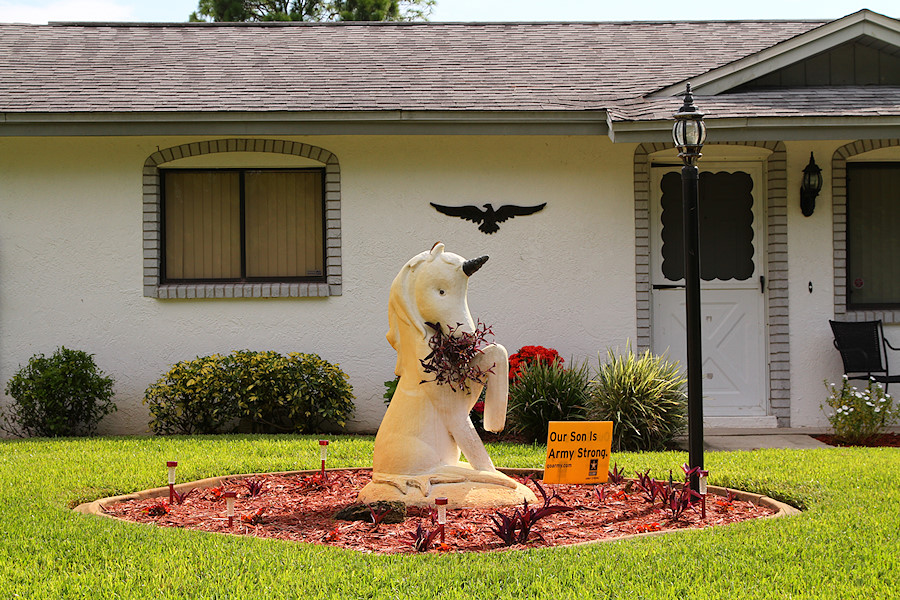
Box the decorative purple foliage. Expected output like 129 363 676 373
172 487 196 505
243 477 265 497
635 469 664 504
608 463 625 485
489 480 574 546
408 523 442 552
419 321 495 392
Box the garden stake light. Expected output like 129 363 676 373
435 497 448 543
698 469 709 519
166 461 177 504
319 440 329 479
224 491 236 527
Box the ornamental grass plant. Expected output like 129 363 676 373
506 359 590 443
588 344 687 452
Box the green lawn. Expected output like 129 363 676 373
1 435 897 599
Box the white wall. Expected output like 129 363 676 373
0 134 638 435
786 141 900 427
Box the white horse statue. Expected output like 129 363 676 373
358 243 536 508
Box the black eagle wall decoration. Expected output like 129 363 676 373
430 202 547 234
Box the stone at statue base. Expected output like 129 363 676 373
358 463 537 509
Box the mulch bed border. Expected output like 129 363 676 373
74 467 800 550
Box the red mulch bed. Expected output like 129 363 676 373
813 433 900 447
103 470 777 554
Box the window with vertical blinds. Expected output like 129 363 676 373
847 163 900 307
162 169 324 283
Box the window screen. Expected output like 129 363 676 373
163 169 324 283
847 163 900 307
660 170 755 282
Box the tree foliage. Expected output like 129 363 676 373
189 0 434 22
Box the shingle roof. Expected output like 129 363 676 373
0 21 825 113
608 87 900 121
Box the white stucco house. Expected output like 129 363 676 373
1 9 899 435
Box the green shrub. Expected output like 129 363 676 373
144 351 355 435
822 376 896 444
143 354 239 435
1 347 116 437
230 350 355 434
588 344 686 452
506 359 590 443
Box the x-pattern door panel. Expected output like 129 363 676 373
650 163 767 417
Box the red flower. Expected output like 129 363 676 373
473 400 485 414
508 345 563 383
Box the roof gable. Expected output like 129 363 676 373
732 36 900 89
650 9 900 97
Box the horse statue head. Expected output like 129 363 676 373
386 242 489 379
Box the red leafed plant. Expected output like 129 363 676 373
144 502 169 517
172 487 196 505
241 507 266 525
408 523 442 552
508 345 563 383
324 525 342 542
243 477 265 497
608 463 626 485
490 480 574 546
419 321 495 393
368 504 392 531
205 485 226 502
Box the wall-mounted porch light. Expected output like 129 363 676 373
800 152 823 217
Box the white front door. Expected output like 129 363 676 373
650 163 768 418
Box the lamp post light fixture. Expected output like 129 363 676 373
673 83 707 493
319 440 329 479
166 461 178 504
435 497 448 543
800 152 823 217
224 491 237 527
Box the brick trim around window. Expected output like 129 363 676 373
832 139 900 322
633 141 790 426
143 139 342 299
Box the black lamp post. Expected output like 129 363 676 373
673 83 707 491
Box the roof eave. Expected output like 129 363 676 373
0 109 610 137
609 115 900 143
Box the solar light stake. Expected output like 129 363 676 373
698 469 709 519
319 440 329 479
224 491 236 527
435 497 448 543
166 461 178 504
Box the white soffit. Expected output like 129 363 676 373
650 9 900 98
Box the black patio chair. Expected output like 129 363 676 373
829 319 900 391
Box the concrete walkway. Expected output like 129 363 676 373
680 428 831 451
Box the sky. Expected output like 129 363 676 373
0 0 896 24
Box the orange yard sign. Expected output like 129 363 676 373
543 421 613 484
